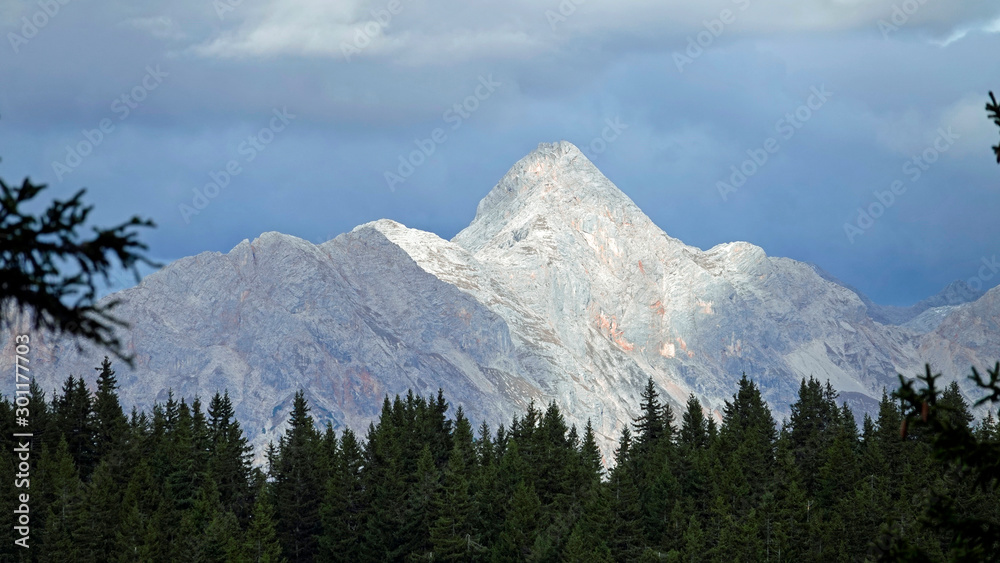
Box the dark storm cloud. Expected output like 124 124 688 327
1 0 998 304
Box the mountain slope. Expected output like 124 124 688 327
2 141 994 458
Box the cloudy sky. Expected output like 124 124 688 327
2 0 999 305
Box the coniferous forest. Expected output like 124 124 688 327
2 358 999 562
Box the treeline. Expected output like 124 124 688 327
2 359 999 562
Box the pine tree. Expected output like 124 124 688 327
680 515 706 562
191 396 211 473
562 422 613 561
536 401 574 510
493 481 541 561
608 428 644 561
79 460 122 560
770 427 810 562
207 391 254 522
787 377 838 497
165 400 202 513
938 381 974 431
563 524 615 563
429 441 479 560
319 428 367 562
362 398 410 560
576 419 605 489
243 490 287 563
673 395 715 535
847 412 890 560
148 390 180 486
451 406 477 472
272 391 322 562
678 394 708 451
115 457 161 562
421 389 453 466
201 508 243 562
510 401 544 488
815 404 864 560
816 404 860 510
92 356 127 464
717 374 777 519
53 375 97 478
396 445 438 559
39 437 86 562
874 364 1000 560
318 422 338 484
471 422 506 551
974 410 998 443
173 477 229 562
632 378 665 453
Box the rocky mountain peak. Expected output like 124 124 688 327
4 141 997 464
925 280 983 308
453 141 650 254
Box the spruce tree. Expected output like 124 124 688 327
678 394 708 451
201 508 243 562
397 445 438 559
272 391 322 562
319 427 367 562
493 481 541 561
429 441 479 560
536 401 574 509
207 391 254 522
174 477 229 562
632 378 665 453
787 377 838 497
92 356 127 464
39 437 86 562
608 428 644 561
770 427 810 562
471 422 506 551
79 460 122 560
576 419 605 490
243 490 287 563
362 398 410 560
115 457 161 561
717 374 776 518
53 375 97 478
563 523 615 563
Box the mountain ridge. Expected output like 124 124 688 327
3 140 996 459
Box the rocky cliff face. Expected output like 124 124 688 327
2 141 995 459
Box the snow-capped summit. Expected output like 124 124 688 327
6 142 997 460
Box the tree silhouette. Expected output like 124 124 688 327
876 363 1000 561
988 92 1000 164
0 163 156 365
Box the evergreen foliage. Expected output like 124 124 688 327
0 170 156 365
2 360 998 561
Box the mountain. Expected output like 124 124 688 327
809 268 983 328
3 141 996 459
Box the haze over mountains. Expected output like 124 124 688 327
4 141 997 458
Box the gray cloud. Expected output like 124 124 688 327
1 0 999 306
